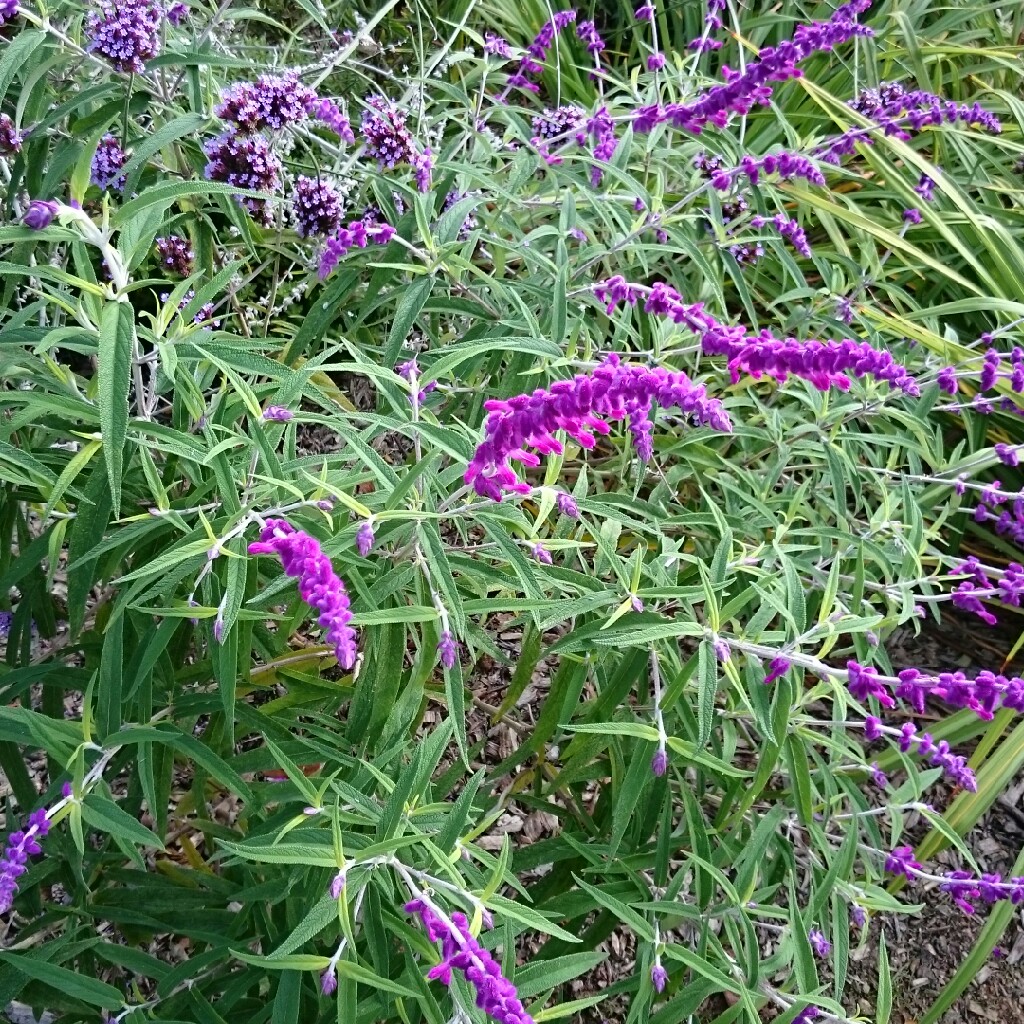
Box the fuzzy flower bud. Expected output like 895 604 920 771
437 630 459 670
23 200 60 230
356 520 375 557
651 962 668 993
263 406 293 422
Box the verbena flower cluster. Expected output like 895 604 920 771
248 520 358 669
0 113 23 154
292 176 343 238
360 97 416 169
215 73 316 134
203 132 282 225
90 134 128 192
86 0 163 74
155 235 194 276
465 352 731 499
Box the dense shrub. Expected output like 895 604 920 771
1 0 1023 1022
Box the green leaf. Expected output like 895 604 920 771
98 301 135 518
0 953 123 1009
82 792 164 850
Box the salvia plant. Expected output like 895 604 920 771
1 0 1024 1021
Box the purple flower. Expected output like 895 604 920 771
155 235 195 276
763 656 791 685
405 899 535 1024
647 52 666 71
634 4 655 20
709 151 825 190
870 761 888 788
846 660 895 708
248 519 358 669
215 73 316 133
576 18 605 56
23 200 60 230
0 113 23 154
203 131 282 225
86 0 162 73
586 106 618 186
320 966 337 996
596 278 919 395
792 1007 820 1024
437 630 459 669
0 0 18 25
166 1 188 24
903 207 922 224
361 97 415 169
634 0 872 135
329 870 346 899
808 929 831 958
555 491 579 518
292 176 343 238
916 174 936 203
712 637 731 663
91 134 128 192
263 406 293 421
318 221 395 280
650 962 668 993
307 98 356 144
850 904 867 929
164 289 219 329
504 10 578 95
0 807 51 914
484 32 512 58
751 213 812 258
530 542 552 564
464 352 731 500
996 443 1020 467
885 845 922 880
937 366 958 394
531 105 587 141
412 147 434 193
355 520 375 557
651 748 668 777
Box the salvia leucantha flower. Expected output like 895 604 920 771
90 134 128 192
155 235 194 276
23 200 60 230
248 519 358 670
167 1 188 24
86 0 162 73
483 32 512 58
437 631 459 669
317 221 396 280
0 0 18 25
0 807 51 914
465 352 731 499
292 176 343 238
595 278 919 395
863 714 976 789
504 9 578 94
405 898 534 1024
215 72 317 134
203 131 282 225
750 213 812 257
307 98 356 144
884 846 1024 915
0 113 23 154
634 0 871 134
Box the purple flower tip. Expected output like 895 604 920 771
808 928 831 958
263 406 294 422
329 870 346 900
248 519 358 669
355 519 375 557
320 967 337 996
651 748 668 776
23 200 60 230
651 963 668 993
437 630 459 670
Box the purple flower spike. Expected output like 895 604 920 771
437 630 459 669
320 966 337 996
329 870 346 899
484 32 512 58
23 200 60 230
651 749 668 777
647 52 666 71
86 0 162 73
503 10 578 95
903 207 922 224
307 98 356 144
405 899 535 1024
412 147 434 193
167 1 188 24
248 519 358 669
884 845 922 880
0 807 52 914
317 221 395 279
465 352 731 500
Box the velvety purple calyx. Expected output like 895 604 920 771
808 929 830 957
504 9 578 94
167 1 188 24
0 0 19 25
86 0 162 73
263 406 293 421
0 807 51 914
633 0 872 135
248 519 358 669
355 520 374 557
464 352 731 500
307 98 356 144
405 899 535 1024
437 630 459 669
317 221 395 280
595 277 919 395
484 32 512 58
763 656 791 685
